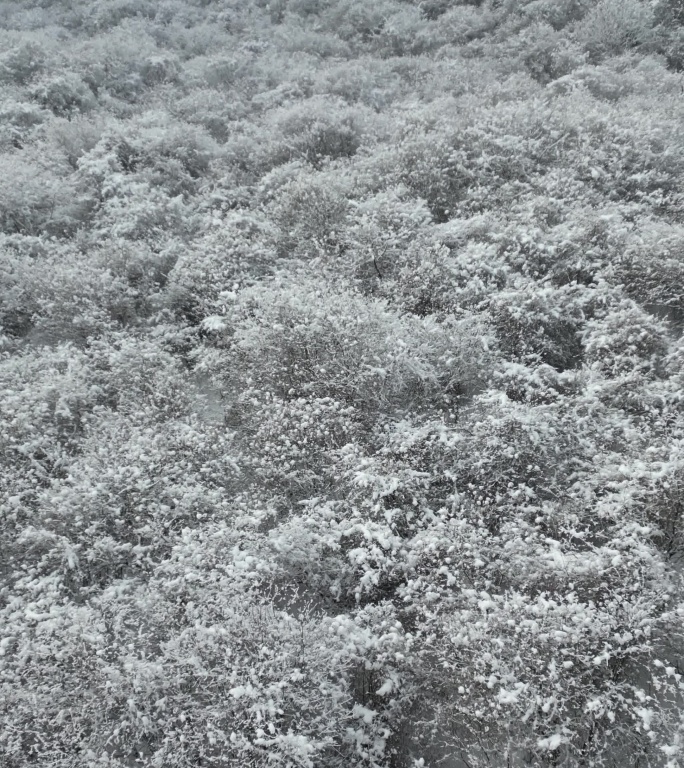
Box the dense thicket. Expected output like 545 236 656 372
2 1 684 766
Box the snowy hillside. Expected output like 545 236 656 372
2 1 684 766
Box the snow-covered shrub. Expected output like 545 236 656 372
75 22 159 101
30 72 96 116
269 171 350 258
139 53 181 86
83 0 157 32
582 301 670 378
267 96 369 168
519 22 586 83
490 283 587 371
0 155 87 237
198 271 488 421
575 0 655 62
0 40 47 85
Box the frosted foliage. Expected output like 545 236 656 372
2 1 684 768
